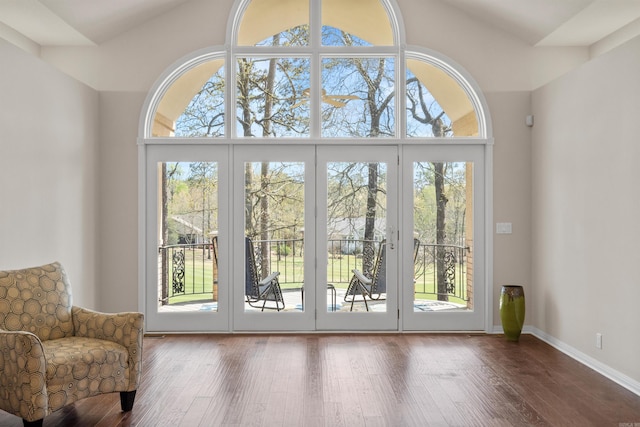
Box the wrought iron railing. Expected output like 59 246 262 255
414 243 469 302
158 243 216 304
158 239 469 304
252 238 305 287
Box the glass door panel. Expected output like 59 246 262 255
243 161 305 312
316 146 398 330
233 146 315 331
402 145 485 331
145 145 229 333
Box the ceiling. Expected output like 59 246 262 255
1 0 640 47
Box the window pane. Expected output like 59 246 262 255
244 162 305 312
152 59 225 137
236 57 310 138
175 66 225 137
326 162 387 313
321 57 395 138
158 162 219 312
238 0 309 46
322 0 393 46
406 59 479 137
413 162 472 312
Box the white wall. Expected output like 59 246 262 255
532 35 640 383
40 0 234 92
0 39 100 308
97 92 146 312
486 91 532 327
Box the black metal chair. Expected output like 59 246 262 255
344 238 420 311
245 237 284 311
344 240 386 311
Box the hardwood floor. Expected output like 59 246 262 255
2 334 639 426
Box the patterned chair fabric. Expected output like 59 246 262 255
0 262 143 426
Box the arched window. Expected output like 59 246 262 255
145 0 486 139
140 0 492 334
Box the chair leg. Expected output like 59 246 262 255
349 282 369 311
23 420 43 427
120 390 137 412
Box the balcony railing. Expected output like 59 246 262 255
158 243 215 304
414 243 470 302
158 239 469 304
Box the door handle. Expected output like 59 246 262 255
389 226 396 250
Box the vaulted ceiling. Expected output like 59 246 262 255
1 0 639 48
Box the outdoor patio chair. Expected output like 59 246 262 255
344 240 387 311
345 238 420 311
245 237 285 311
0 262 144 427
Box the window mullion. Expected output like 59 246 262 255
310 0 322 139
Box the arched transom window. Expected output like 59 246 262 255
147 0 484 140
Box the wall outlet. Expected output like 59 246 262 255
596 333 602 349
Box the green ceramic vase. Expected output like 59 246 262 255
499 285 525 341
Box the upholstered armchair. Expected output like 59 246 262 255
0 262 144 427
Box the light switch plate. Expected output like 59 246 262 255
496 222 512 234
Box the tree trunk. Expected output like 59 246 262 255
364 163 378 276
161 163 168 305
258 38 278 278
433 118 449 301
238 59 255 237
260 162 270 278
435 161 448 301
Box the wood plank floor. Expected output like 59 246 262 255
2 334 639 426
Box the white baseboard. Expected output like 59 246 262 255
491 325 640 397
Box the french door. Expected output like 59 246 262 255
315 146 399 330
144 143 485 332
401 145 485 331
232 145 399 331
232 146 316 331
144 144 230 332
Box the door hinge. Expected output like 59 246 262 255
398 309 400 319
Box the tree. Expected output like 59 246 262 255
406 76 455 300
322 32 395 274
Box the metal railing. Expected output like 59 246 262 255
158 243 216 304
414 243 469 302
158 239 469 304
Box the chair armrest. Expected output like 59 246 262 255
0 330 48 421
258 271 280 286
352 269 372 285
72 307 144 390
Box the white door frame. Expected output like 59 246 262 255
232 145 316 331
315 145 399 331
400 144 486 331
144 144 231 333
